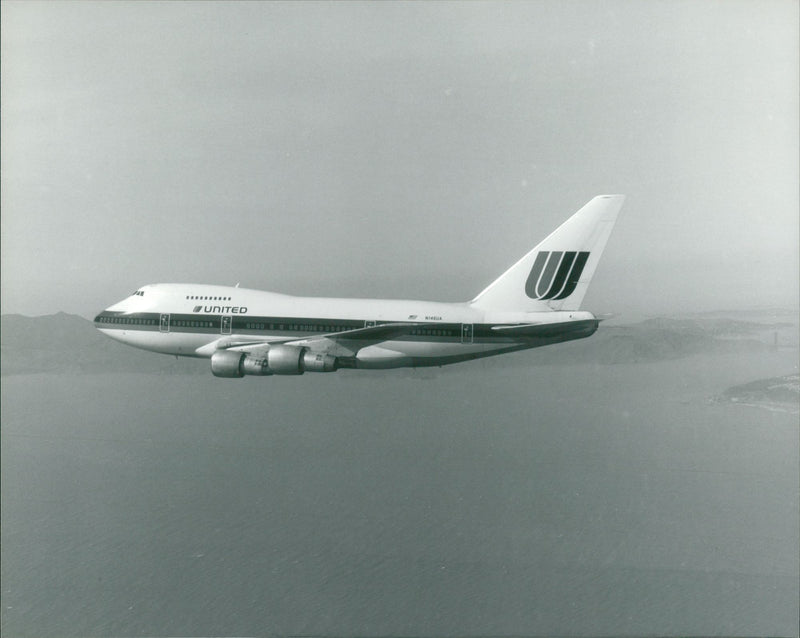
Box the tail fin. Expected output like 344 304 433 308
470 195 625 312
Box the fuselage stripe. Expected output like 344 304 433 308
93 311 543 343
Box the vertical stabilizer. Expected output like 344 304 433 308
470 195 625 312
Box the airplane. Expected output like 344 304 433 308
94 194 625 377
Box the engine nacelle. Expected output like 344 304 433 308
303 351 337 372
211 350 271 378
211 346 338 377
267 344 305 375
267 346 337 374
210 350 246 378
241 356 271 376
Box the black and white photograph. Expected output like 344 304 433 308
1 2 798 636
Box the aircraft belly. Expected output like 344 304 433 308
98 328 214 356
355 345 413 369
356 340 513 369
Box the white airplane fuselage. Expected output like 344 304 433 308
94 195 624 377
94 283 598 370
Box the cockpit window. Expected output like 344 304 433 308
131 290 145 296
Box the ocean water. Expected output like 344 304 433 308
2 350 798 636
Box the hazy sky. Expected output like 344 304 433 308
2 1 797 318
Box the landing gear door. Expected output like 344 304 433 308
159 313 170 333
221 315 232 335
461 323 473 344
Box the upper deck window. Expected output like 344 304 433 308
186 294 233 301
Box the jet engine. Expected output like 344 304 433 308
301 350 337 373
210 350 270 377
267 344 337 374
210 345 336 378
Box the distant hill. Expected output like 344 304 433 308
511 314 795 367
1 311 796 375
717 374 800 413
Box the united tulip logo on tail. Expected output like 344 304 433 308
525 251 590 300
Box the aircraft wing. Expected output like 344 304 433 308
214 322 424 358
